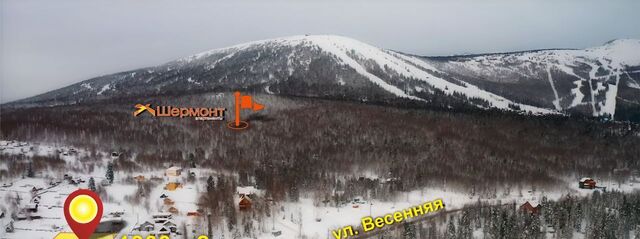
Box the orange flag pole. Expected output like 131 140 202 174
234 91 241 127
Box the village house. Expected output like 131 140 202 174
16 212 27 221
152 213 172 219
519 201 541 214
167 206 179 214
239 195 252 210
156 226 171 237
237 186 259 197
25 203 38 213
163 198 175 206
137 221 155 232
163 221 178 233
100 179 111 186
165 166 182 177
579 178 597 189
165 182 182 191
187 211 202 217
152 213 172 224
133 175 145 182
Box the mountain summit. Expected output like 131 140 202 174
9 35 640 120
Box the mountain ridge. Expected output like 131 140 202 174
6 35 640 121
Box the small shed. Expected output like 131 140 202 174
167 206 179 215
239 195 252 210
152 213 172 219
163 221 178 232
187 211 202 217
166 166 182 177
133 175 145 182
138 221 154 232
157 226 171 236
25 203 38 213
165 182 182 191
579 178 597 189
519 201 540 215
100 179 111 186
16 213 27 221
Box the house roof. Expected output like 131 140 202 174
167 166 182 171
140 221 154 226
237 186 259 195
580 177 594 182
522 201 540 208
152 213 172 218
239 195 252 203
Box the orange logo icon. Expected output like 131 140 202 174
227 91 264 130
133 103 156 116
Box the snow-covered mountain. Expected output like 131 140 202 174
425 39 640 119
8 35 640 120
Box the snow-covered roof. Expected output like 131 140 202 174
237 186 259 195
152 213 172 218
139 221 154 226
580 177 594 182
167 166 181 171
163 221 177 227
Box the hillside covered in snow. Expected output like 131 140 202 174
6 36 640 121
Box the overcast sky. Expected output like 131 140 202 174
1 0 639 103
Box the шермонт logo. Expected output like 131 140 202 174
133 91 265 130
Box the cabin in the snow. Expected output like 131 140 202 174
163 221 178 233
165 166 182 177
579 178 597 189
187 211 202 217
137 221 154 232
519 201 540 215
165 182 182 191
239 195 252 210
25 203 38 213
133 175 145 182
100 179 111 186
152 213 172 224
163 198 175 206
167 206 179 214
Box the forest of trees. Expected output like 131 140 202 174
1 93 639 237
371 190 640 239
1 94 638 200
